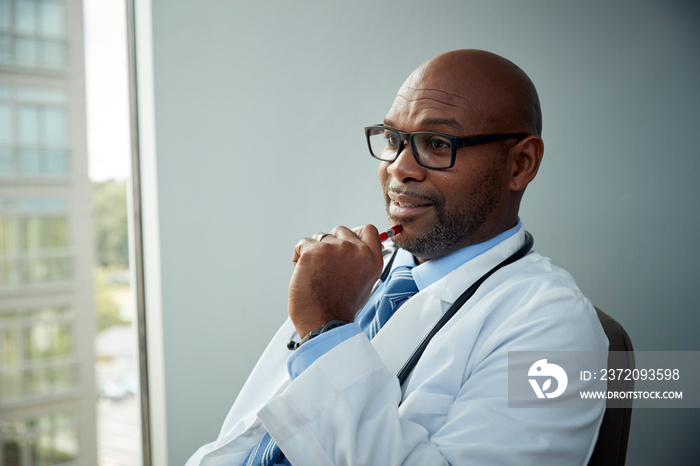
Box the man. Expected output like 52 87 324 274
187 49 607 465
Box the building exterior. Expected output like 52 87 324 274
0 0 97 464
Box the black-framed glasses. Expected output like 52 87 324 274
364 125 529 169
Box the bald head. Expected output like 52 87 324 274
380 49 545 258
399 49 542 136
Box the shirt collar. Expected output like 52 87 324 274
389 219 522 291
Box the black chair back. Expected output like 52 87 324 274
587 307 634 466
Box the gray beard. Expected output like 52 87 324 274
386 167 503 257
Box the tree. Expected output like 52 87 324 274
94 267 128 331
93 179 129 268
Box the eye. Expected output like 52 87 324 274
385 131 400 147
426 136 451 151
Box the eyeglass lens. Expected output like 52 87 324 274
367 127 453 168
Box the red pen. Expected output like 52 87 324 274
379 225 402 242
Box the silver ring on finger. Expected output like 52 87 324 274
316 233 329 242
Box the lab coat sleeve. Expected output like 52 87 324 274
258 332 445 466
256 288 606 466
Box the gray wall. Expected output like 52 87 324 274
143 0 700 463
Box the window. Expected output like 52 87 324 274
0 306 77 403
0 0 68 70
0 85 70 178
0 412 79 465
0 198 72 288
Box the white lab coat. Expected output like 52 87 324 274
187 228 608 465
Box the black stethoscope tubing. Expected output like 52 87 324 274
394 232 534 387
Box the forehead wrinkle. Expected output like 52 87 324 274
395 94 463 110
396 85 475 111
396 95 462 108
383 116 463 132
403 85 470 100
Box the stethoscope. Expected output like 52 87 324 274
396 231 533 386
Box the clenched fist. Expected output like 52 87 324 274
289 224 384 337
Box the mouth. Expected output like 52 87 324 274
387 191 436 219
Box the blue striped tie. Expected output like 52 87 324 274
242 266 418 466
360 266 418 339
242 432 284 466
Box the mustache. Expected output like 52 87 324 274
385 185 444 205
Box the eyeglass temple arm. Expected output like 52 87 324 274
457 133 530 148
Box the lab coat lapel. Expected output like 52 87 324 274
369 228 527 377
369 279 450 376
439 228 526 306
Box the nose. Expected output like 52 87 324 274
385 141 427 182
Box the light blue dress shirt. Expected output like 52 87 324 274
287 220 521 380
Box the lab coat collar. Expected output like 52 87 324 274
370 226 528 377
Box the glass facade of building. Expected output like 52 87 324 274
0 0 68 70
0 305 78 402
0 198 72 287
2 413 79 466
0 0 96 464
0 86 71 178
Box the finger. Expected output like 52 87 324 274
354 224 384 274
349 224 382 245
292 237 315 264
336 224 383 263
330 225 363 243
293 233 342 264
349 225 386 250
331 224 382 255
354 224 382 251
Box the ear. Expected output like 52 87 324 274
509 136 544 192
